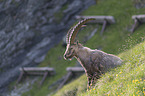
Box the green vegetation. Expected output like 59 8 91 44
22 0 145 96
82 41 145 96
55 41 145 96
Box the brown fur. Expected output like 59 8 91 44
64 18 122 89
64 42 122 89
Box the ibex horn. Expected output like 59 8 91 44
66 24 87 44
69 18 95 44
66 27 73 44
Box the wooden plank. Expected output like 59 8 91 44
132 15 145 22
16 71 24 84
17 67 55 86
57 71 73 90
131 19 139 34
131 15 145 33
76 15 115 24
40 71 49 85
24 72 45 75
56 67 84 90
66 67 84 72
19 67 54 72
100 20 107 35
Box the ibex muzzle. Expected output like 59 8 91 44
64 42 80 60
64 44 75 60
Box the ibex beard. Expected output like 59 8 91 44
64 18 122 89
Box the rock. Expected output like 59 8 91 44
26 37 51 63
0 0 96 95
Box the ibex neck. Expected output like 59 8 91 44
75 47 90 57
75 46 92 66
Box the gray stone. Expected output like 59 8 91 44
0 0 96 95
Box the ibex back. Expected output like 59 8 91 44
64 18 122 89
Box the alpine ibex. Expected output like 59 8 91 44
64 18 122 89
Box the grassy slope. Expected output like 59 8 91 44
81 42 145 96
53 0 145 96
53 40 145 96
22 0 145 96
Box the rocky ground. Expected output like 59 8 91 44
0 0 95 95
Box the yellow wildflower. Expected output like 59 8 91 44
135 79 139 82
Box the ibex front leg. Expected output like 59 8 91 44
87 73 93 90
87 72 100 90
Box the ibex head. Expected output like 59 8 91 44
64 18 95 60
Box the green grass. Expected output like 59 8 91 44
21 0 145 96
80 42 145 96
80 0 145 54
52 41 145 96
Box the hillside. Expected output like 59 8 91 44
54 40 145 96
53 0 145 96
19 0 145 96
0 0 95 95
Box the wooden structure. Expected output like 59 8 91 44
131 15 145 33
17 67 55 85
57 67 84 90
76 15 115 35
66 67 85 72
